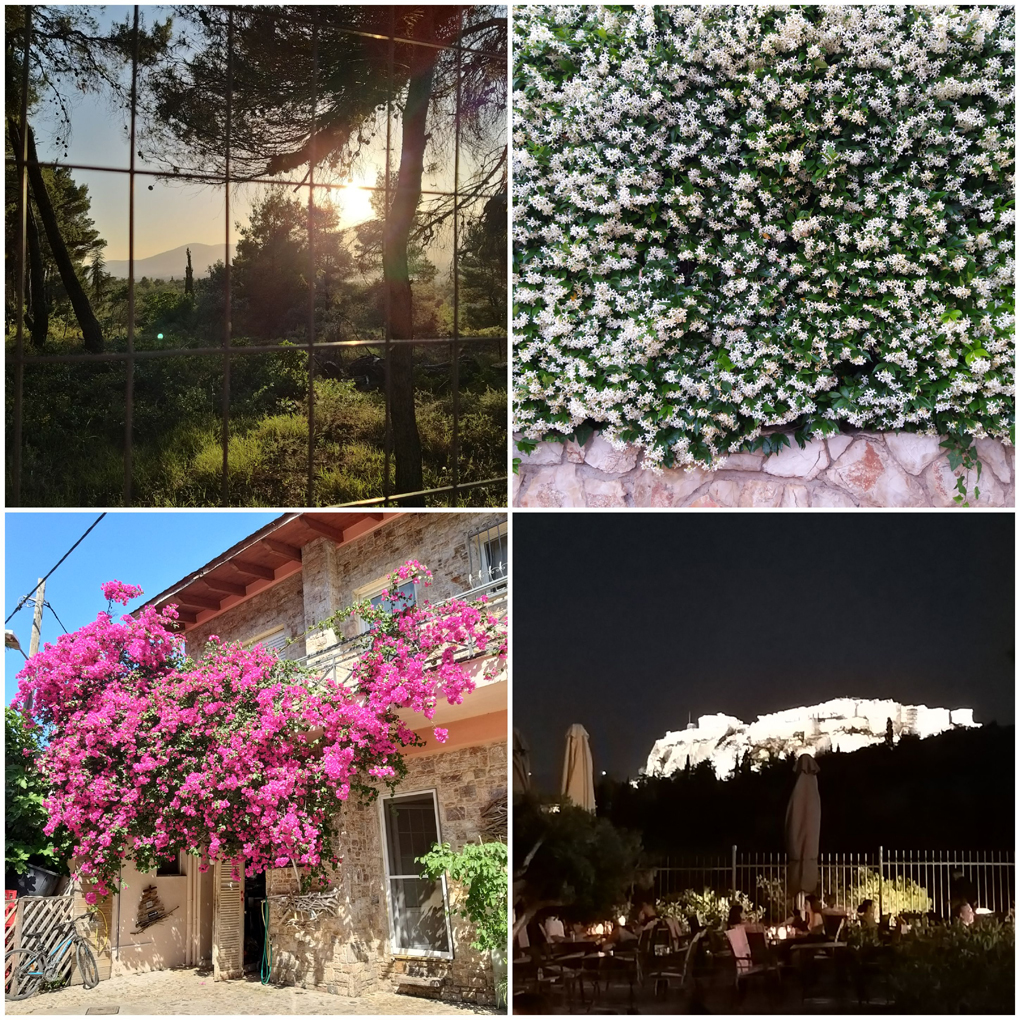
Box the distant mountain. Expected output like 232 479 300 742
105 242 235 281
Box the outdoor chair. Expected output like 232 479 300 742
601 930 647 1006
529 942 577 1007
725 926 781 1003
822 913 846 941
646 928 707 1002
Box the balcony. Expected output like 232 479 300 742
297 573 507 688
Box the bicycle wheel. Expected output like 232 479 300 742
5 948 45 1001
75 941 100 990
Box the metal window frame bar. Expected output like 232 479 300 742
7 5 507 510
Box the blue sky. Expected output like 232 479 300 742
4 511 278 706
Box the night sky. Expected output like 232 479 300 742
513 513 1015 791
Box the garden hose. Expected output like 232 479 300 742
260 901 272 985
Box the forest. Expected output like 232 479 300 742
5 5 507 507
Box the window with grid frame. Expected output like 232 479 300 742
353 575 418 635
381 790 452 956
468 520 507 588
6 5 508 510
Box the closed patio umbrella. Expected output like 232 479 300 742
513 728 532 795
561 723 595 812
785 753 821 897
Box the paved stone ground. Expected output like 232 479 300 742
5 968 500 1016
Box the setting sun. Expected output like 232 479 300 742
330 175 376 227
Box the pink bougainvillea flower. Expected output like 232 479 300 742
100 581 144 606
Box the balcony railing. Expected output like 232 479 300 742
297 574 507 687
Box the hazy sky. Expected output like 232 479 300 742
513 513 1015 791
4 512 278 705
31 6 485 262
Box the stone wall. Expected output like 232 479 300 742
185 570 306 659
514 431 1015 508
266 740 507 1005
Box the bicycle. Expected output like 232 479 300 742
5 913 100 1000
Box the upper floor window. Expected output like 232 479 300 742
355 576 418 634
468 521 508 588
246 625 288 654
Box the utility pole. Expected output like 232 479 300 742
23 578 44 714
29 578 45 657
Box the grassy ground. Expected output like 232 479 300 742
6 333 507 507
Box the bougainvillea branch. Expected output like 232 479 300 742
513 6 1014 469
14 562 507 901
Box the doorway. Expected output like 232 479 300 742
243 870 266 974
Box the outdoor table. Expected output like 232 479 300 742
787 940 847 954
549 943 607 1005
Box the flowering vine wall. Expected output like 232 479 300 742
13 565 506 900
513 5 1015 470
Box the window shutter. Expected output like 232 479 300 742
212 860 244 981
262 631 287 653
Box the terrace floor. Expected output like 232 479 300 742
513 960 895 1014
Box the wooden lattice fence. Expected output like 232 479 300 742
7 896 76 985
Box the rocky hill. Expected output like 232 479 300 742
644 698 977 779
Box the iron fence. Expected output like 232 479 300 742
655 847 1015 922
7 5 508 507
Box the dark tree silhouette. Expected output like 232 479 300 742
144 5 507 496
5 5 171 351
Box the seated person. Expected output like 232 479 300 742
602 919 639 948
542 915 566 942
856 898 879 928
727 902 748 929
783 907 809 933
632 900 658 927
806 894 825 933
954 901 975 926
821 892 848 916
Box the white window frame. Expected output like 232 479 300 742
245 625 288 653
468 520 508 587
353 574 418 635
378 788 455 960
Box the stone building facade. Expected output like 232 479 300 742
140 511 508 1006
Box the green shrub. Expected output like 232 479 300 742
656 887 759 930
849 918 1014 1013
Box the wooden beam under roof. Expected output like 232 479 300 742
262 538 301 561
176 609 199 625
341 512 388 542
178 593 222 612
232 559 275 581
302 516 347 543
203 578 247 597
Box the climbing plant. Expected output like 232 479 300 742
514 6 1014 472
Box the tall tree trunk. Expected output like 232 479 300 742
383 23 439 498
9 118 104 353
26 204 48 349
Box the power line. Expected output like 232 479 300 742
5 513 107 625
44 601 69 635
